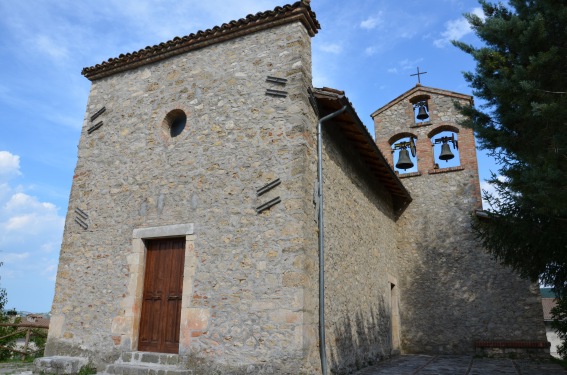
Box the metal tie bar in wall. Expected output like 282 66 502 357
90 107 106 122
74 208 89 230
74 218 88 230
87 121 103 134
75 208 88 219
256 197 281 214
266 89 288 98
256 178 281 196
266 76 288 85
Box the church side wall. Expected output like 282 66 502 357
374 91 547 354
321 124 399 374
46 22 320 374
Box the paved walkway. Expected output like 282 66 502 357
353 355 567 375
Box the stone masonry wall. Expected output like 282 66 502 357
373 88 547 354
47 21 321 374
321 124 399 374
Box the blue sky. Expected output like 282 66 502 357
0 0 494 312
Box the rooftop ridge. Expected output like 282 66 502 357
82 2 320 81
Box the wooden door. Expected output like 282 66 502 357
138 238 185 353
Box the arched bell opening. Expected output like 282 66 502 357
391 135 418 174
409 94 431 124
430 130 461 169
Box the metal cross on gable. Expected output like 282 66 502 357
410 67 428 84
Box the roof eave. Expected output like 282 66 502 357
312 88 412 217
82 2 320 81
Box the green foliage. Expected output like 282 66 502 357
455 0 567 359
455 1 567 288
77 363 97 375
0 262 46 362
0 263 7 313
0 261 18 361
552 298 567 359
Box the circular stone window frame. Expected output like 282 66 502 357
161 109 187 139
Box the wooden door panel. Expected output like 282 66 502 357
138 238 185 353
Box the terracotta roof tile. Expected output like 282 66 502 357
311 87 412 216
23 314 50 328
82 1 320 81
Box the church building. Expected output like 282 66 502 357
37 2 548 374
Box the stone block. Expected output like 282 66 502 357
111 316 132 334
184 308 210 331
48 315 65 339
34 356 88 375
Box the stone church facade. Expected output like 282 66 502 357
39 1 548 374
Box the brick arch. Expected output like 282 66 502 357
428 124 461 169
409 94 431 104
427 124 460 139
388 132 417 146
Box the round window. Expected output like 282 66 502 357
162 109 187 138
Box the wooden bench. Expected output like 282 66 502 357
474 341 551 358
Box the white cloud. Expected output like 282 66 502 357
40 242 57 253
1 252 30 263
400 58 424 71
34 34 69 62
42 264 58 281
0 151 64 311
360 13 383 30
365 46 378 56
4 192 57 214
387 58 424 75
434 7 484 48
0 151 21 182
1 193 63 235
320 43 343 54
312 70 334 89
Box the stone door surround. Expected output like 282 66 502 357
111 223 209 354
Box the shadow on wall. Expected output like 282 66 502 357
399 214 476 354
324 125 397 221
398 206 544 354
328 304 392 375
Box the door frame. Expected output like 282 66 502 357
138 237 186 353
110 224 198 353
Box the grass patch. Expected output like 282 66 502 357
77 363 97 375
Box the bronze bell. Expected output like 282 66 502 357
416 105 429 120
439 143 454 161
396 149 414 170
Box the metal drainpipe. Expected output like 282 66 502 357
317 105 347 375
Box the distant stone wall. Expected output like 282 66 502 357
320 124 399 374
374 87 547 354
47 21 320 374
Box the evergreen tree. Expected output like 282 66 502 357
454 1 567 294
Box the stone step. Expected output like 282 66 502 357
117 352 181 366
104 363 192 375
34 356 89 375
